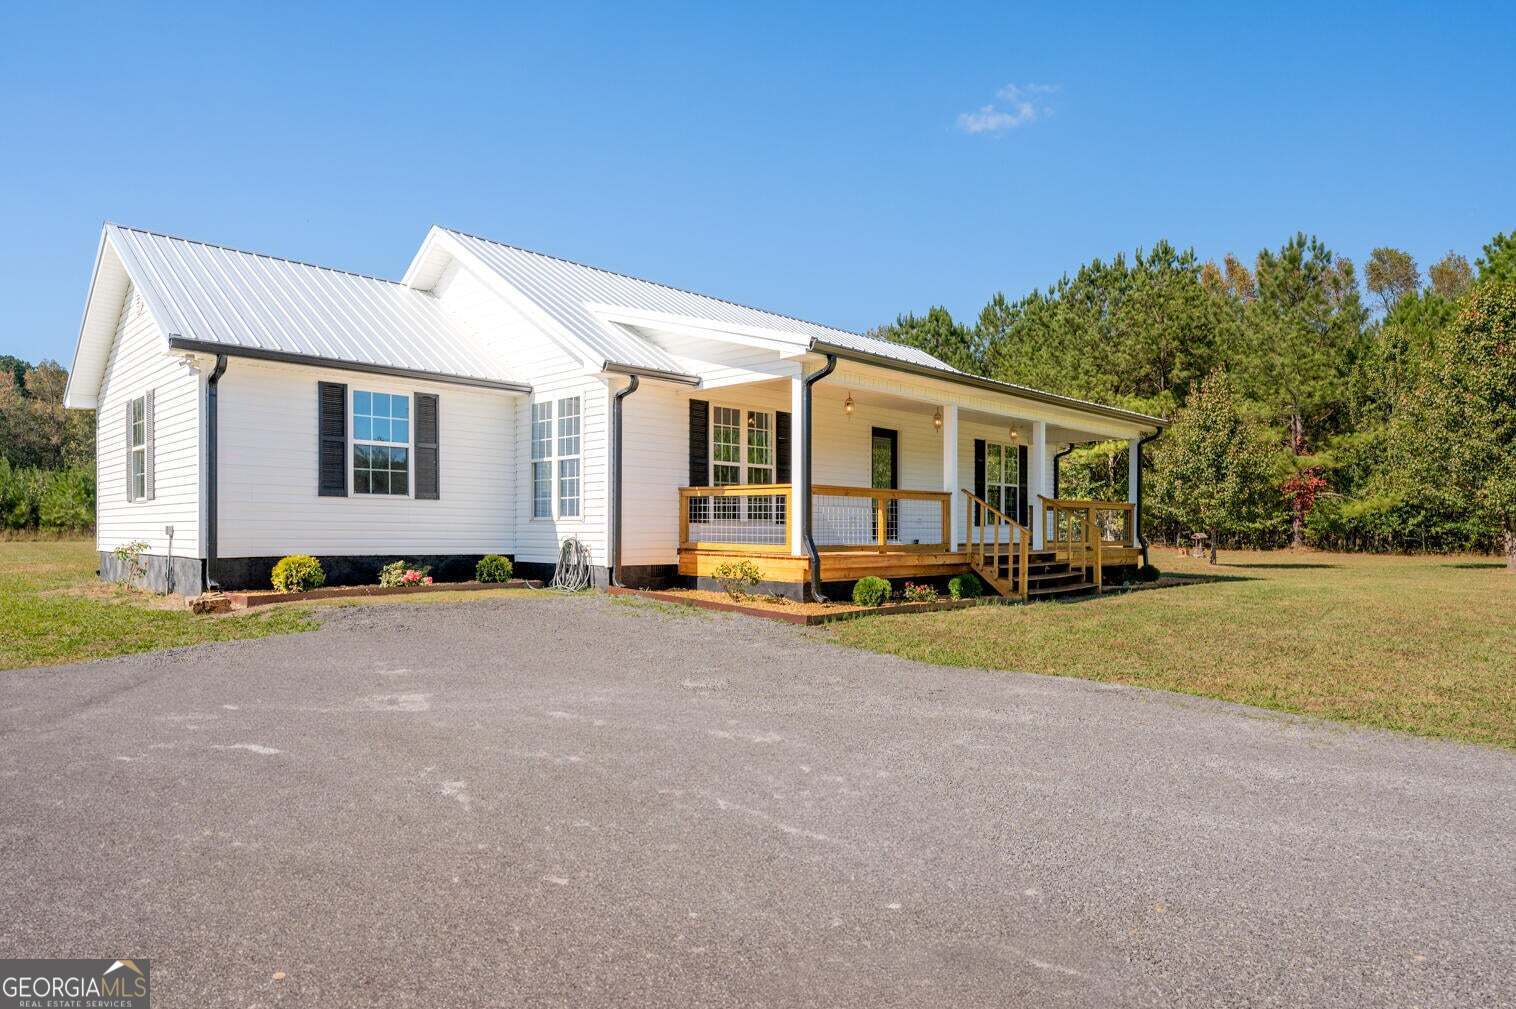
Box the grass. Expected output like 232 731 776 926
824 550 1516 748
0 540 317 670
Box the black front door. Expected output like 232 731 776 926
871 427 898 543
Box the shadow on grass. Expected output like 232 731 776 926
1220 562 1339 570
1447 562 1507 570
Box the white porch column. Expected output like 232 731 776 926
790 374 807 555
941 404 960 549
1127 437 1141 505
1029 420 1049 548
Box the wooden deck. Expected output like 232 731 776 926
676 484 1143 594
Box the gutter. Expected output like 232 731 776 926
609 375 640 587
808 340 1166 430
204 353 228 591
602 360 701 387
1134 427 1164 566
167 338 532 393
802 353 838 602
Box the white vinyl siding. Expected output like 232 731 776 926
216 359 514 557
95 286 199 558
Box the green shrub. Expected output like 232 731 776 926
901 581 939 603
39 467 94 531
1136 563 1161 583
711 559 763 601
476 554 513 583
271 554 326 592
851 576 891 607
948 572 983 600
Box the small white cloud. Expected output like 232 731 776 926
956 83 1060 135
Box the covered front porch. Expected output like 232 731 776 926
671 356 1154 600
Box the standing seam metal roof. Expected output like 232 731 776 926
107 224 525 386
439 228 958 374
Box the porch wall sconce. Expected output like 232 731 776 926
933 407 943 432
1009 427 1020 441
843 392 854 418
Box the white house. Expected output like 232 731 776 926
64 223 1163 600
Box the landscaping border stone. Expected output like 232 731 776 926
605 587 1013 625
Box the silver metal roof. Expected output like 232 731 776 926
107 224 527 388
439 228 958 374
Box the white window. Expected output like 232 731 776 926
352 390 410 496
985 442 1020 519
710 405 777 522
557 396 581 518
129 396 146 500
531 396 582 519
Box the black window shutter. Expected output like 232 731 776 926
1017 445 1030 525
688 399 709 487
973 438 986 523
415 392 439 500
775 410 791 484
318 381 347 497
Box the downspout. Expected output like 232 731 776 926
204 354 228 592
802 353 837 602
1134 427 1163 566
609 374 640 588
1052 444 1076 498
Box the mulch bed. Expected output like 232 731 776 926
607 586 1012 626
221 579 542 610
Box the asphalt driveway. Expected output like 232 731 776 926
1 594 1511 1008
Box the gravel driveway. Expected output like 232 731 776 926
1 594 1511 1007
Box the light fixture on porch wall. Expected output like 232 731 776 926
1009 426 1019 441
933 406 943 432
843 391 854 418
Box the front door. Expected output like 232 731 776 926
871 427 898 543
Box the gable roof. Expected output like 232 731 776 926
409 227 959 376
65 224 529 407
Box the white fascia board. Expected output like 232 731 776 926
63 225 176 409
582 304 811 357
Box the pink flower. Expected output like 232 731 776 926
423 576 433 585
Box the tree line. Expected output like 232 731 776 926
0 356 95 531
871 232 1516 567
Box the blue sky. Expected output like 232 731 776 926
5 1 1513 365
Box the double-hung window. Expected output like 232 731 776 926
352 391 410 495
710 405 777 522
985 441 1020 520
531 396 582 519
129 396 147 499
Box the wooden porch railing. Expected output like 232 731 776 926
679 483 793 553
961 488 1030 599
679 484 952 553
1039 497 1137 591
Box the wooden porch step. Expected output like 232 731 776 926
1027 580 1098 599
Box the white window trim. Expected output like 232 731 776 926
984 440 1020 519
709 403 777 487
129 394 147 503
350 390 414 499
529 395 585 522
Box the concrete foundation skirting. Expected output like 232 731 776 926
98 551 206 596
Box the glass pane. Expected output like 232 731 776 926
713 464 740 486
353 444 368 468
391 470 407 495
372 418 391 443
354 416 372 441
371 470 390 495
748 467 772 485
354 470 370 494
392 420 408 444
392 395 408 420
988 487 1002 513
354 390 371 416
987 444 1002 484
390 447 408 468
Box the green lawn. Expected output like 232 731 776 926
0 540 316 670
824 550 1516 748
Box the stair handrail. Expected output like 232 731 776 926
1038 495 1102 592
960 488 1030 600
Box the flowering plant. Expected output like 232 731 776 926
379 561 433 588
901 581 939 603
